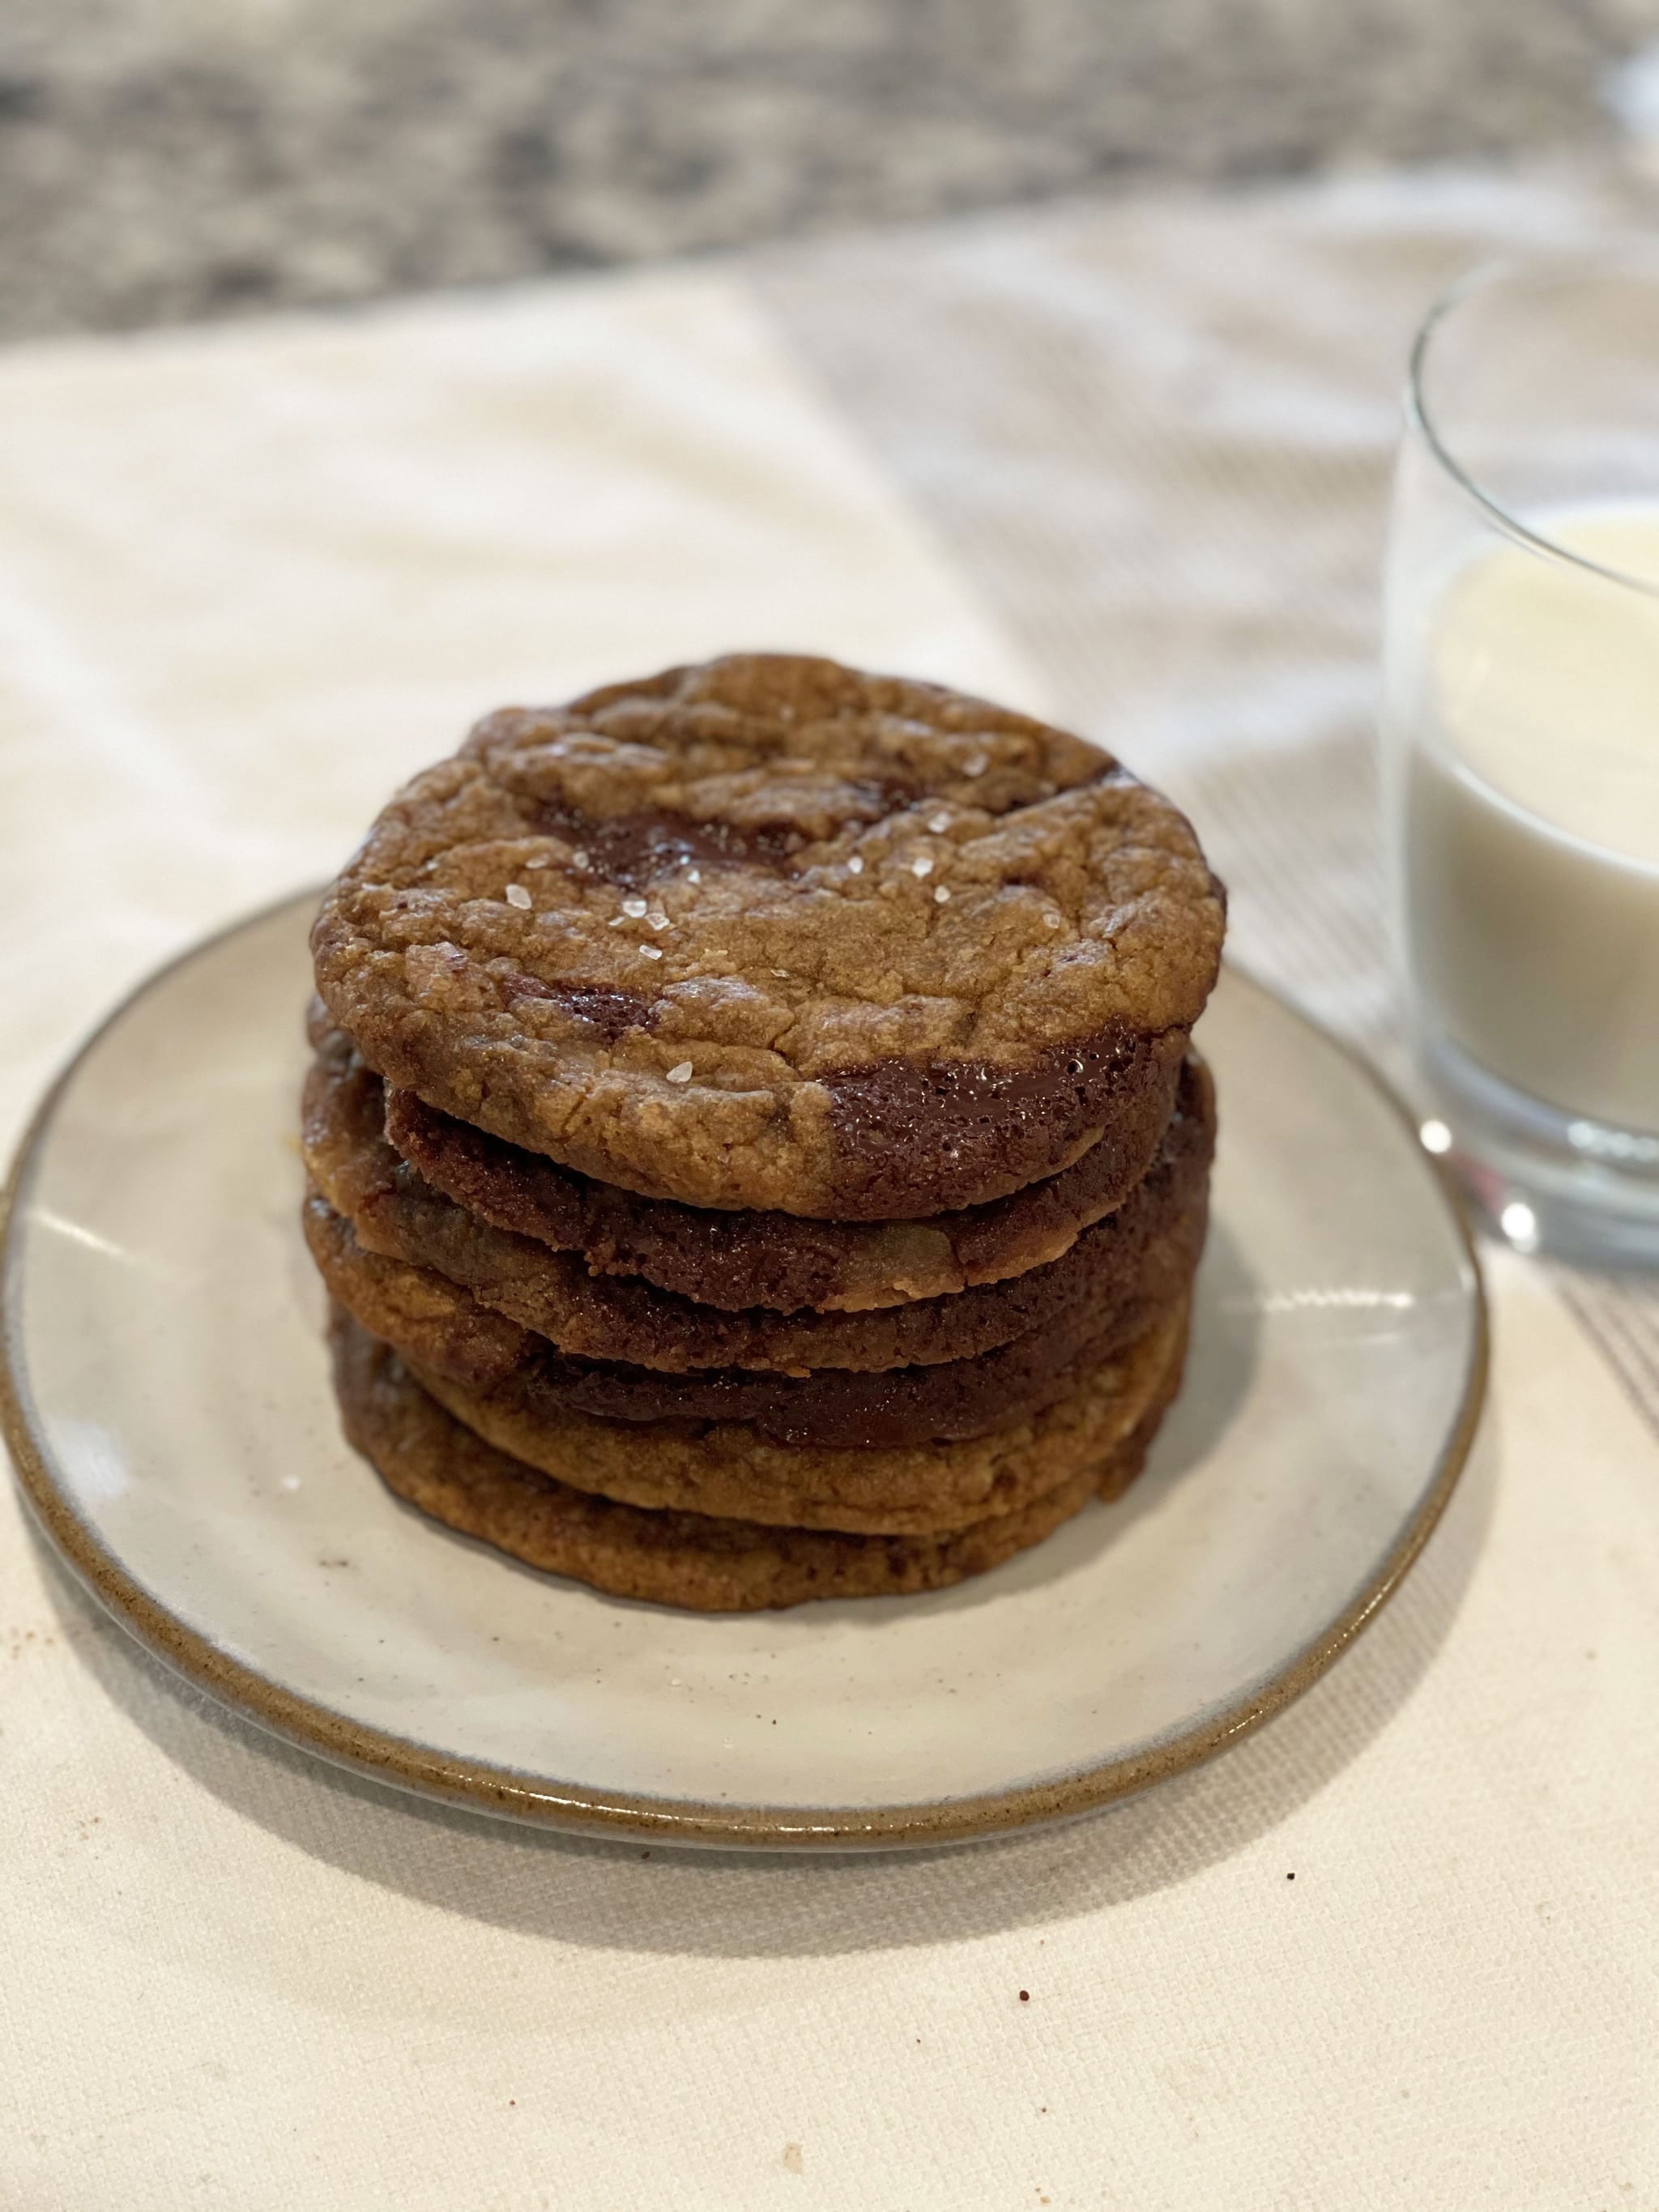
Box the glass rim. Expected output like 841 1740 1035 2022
1407 245 1659 603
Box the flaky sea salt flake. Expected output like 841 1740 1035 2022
621 896 649 918
911 855 934 879
504 883 532 909
666 1062 693 1085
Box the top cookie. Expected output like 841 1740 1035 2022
311 655 1225 1218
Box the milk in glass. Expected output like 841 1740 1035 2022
1403 503 1659 1140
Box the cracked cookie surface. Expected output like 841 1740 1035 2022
311 654 1224 1217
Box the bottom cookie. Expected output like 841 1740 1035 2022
331 1309 1183 1613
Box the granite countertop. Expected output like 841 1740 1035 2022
0 0 1654 338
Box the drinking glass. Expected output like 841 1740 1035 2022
1381 249 1659 1264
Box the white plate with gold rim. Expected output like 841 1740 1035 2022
0 893 1485 1849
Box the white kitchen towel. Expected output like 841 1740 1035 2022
1 168 1656 2210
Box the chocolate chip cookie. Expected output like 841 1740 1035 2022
302 1026 1213 1373
305 1175 1202 1450
401 1301 1188 1536
382 1050 1187 1314
331 1311 1175 1613
311 655 1224 1219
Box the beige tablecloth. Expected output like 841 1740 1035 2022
2 165 1657 2209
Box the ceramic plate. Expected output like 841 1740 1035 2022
0 893 1485 1849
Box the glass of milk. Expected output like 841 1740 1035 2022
1384 250 1659 1264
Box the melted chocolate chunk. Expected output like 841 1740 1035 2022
822 1025 1184 1219
528 781 922 888
531 802 801 884
499 974 654 1043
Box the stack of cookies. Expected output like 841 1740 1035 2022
302 655 1226 1611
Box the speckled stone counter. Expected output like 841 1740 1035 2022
0 0 1653 336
